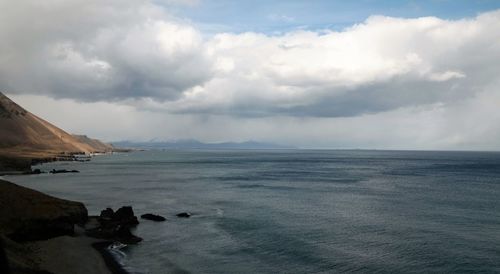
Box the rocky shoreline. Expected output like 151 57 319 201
0 179 141 274
0 155 32 175
0 152 115 175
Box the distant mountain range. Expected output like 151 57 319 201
112 140 295 150
0 92 113 172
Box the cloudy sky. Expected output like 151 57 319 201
2 0 500 150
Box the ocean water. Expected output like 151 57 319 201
5 150 500 273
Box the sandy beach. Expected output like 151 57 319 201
2 227 116 274
31 235 112 274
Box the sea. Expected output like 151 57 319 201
5 150 500 273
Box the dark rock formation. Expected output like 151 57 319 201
98 206 139 227
86 224 142 245
113 206 139 226
0 180 87 242
49 169 79 174
0 156 31 175
176 212 191 218
115 226 142 244
86 206 142 244
99 208 115 220
141 214 166 222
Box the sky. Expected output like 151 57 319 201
1 0 500 150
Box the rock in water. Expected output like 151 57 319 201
49 169 79 174
97 206 138 227
141 214 166 222
113 206 139 226
176 212 191 218
115 226 143 244
88 206 142 244
0 180 88 242
99 208 114 220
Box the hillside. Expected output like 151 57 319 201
0 92 113 170
72 135 114 153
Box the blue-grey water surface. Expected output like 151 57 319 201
5 150 500 273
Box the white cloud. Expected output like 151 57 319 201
0 0 212 101
154 11 500 117
1 1 499 117
1 1 500 149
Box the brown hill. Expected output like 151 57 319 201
0 92 113 169
72 135 113 153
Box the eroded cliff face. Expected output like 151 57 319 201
0 180 88 242
0 180 89 273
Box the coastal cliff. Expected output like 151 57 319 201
0 179 111 274
0 92 114 173
0 180 87 241
0 93 135 273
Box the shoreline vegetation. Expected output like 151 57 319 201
0 179 141 274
